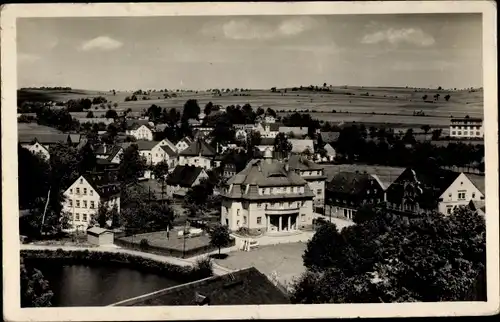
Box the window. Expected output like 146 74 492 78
237 220 240 226
76 200 80 208
83 200 87 208
70 188 73 194
75 213 80 221
476 132 480 136
243 216 247 224
257 203 262 208
80 178 83 184
458 131 462 135
69 200 73 207
90 201 95 209
83 214 87 221
317 189 322 195
257 216 262 224
472 193 476 198
458 191 466 200
237 209 240 216
447 206 452 214
76 188 80 194
301 214 306 222
90 190 93 196
83 188 87 195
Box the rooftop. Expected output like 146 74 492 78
166 165 205 187
179 139 216 157
327 171 385 195
111 267 290 306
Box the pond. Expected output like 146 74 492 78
30 261 180 307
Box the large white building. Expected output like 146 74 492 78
62 173 121 232
125 120 155 141
220 150 315 234
287 155 326 208
449 116 483 139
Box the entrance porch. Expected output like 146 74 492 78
266 213 299 233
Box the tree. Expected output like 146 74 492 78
77 142 97 174
292 208 485 303
204 101 214 116
181 99 201 121
444 94 451 101
105 109 118 119
266 108 277 118
209 224 232 255
271 87 277 93
118 144 146 185
20 257 53 307
273 132 292 158
152 160 169 181
420 125 431 135
422 94 428 101
186 179 214 208
92 202 118 228
86 111 94 118
431 129 442 140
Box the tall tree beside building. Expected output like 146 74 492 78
118 144 146 186
273 133 292 158
181 99 201 121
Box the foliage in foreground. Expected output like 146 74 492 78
209 224 232 255
293 207 486 303
20 257 53 307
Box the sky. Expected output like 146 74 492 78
17 14 483 91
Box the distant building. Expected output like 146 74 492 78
321 143 336 162
255 138 275 152
62 172 121 232
175 137 193 153
289 139 315 155
19 133 81 159
287 155 326 208
22 139 50 160
127 139 178 167
111 267 290 306
279 126 308 138
95 144 123 164
166 165 208 198
222 163 237 179
319 131 340 144
178 139 217 170
325 171 385 220
125 120 154 141
437 172 485 215
449 116 483 139
255 122 280 138
221 150 315 234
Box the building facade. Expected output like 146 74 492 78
178 139 217 170
62 173 121 232
449 117 483 139
325 171 385 220
175 137 193 153
221 152 315 234
287 155 326 208
166 165 208 198
437 172 485 215
126 124 154 141
22 141 50 160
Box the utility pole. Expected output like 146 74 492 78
182 219 188 258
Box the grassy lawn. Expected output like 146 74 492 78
121 230 211 251
214 242 307 286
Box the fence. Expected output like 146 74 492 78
114 237 236 259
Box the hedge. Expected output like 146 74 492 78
20 249 213 284
114 237 236 259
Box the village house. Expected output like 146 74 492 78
21 139 50 160
287 155 326 209
220 149 315 234
62 172 121 232
449 116 483 139
255 122 280 138
222 163 237 180
255 138 276 153
175 137 193 153
319 131 340 145
279 126 308 138
19 133 81 160
468 200 486 216
126 139 178 167
289 139 315 155
178 139 217 170
125 119 154 141
193 126 215 139
325 171 386 220
165 165 208 198
385 168 484 215
95 144 123 164
317 143 336 162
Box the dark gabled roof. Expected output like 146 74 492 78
179 139 216 157
287 154 324 171
166 165 205 187
135 140 160 151
258 138 275 146
320 131 340 143
160 145 177 157
126 119 152 130
466 173 485 195
327 171 384 195
112 267 290 306
83 172 120 198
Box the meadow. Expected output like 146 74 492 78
18 86 483 127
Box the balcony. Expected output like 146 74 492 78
265 204 300 215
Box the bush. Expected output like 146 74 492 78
140 238 149 250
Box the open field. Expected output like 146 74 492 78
18 86 483 127
17 122 63 135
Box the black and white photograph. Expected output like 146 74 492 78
2 1 498 321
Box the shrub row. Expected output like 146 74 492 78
21 249 213 283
